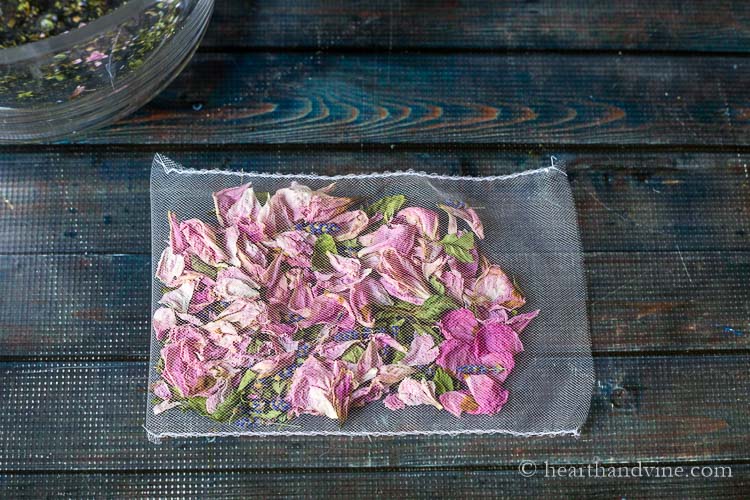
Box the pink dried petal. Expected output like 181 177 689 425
214 267 260 300
439 202 484 239
298 293 356 330
435 338 473 375
375 363 415 385
376 248 432 305
358 223 416 257
158 281 196 313
156 247 186 287
153 380 172 400
168 211 187 254
179 218 229 266
352 380 384 406
350 277 392 327
354 339 383 382
465 374 509 415
438 391 477 418
316 340 361 360
86 50 107 62
471 264 526 312
153 400 181 415
384 393 405 411
270 231 315 268
251 351 296 378
152 307 177 341
372 333 407 353
395 207 440 240
401 334 439 366
439 308 477 343
329 210 370 241
507 309 540 334
396 378 442 410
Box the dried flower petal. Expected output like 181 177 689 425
396 378 443 410
153 178 539 428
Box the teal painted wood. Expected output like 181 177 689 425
1 0 749 491
2 467 748 498
1 151 748 255
202 0 750 53
0 356 747 470
60 53 750 145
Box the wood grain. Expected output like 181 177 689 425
0 356 747 470
2 466 747 498
2 0 749 490
202 0 750 53
0 251 747 358
67 53 750 145
1 152 747 255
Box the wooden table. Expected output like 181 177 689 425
1 1 748 497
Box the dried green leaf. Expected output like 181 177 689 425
210 390 243 422
190 255 218 279
433 367 455 395
312 233 338 270
238 369 257 391
429 275 445 295
341 344 366 363
366 195 406 222
439 232 475 263
415 295 458 322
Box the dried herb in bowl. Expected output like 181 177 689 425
1 0 129 49
0 1 184 104
0 0 215 143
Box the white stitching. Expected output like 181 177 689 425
153 154 567 182
146 426 581 444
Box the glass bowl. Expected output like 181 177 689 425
0 0 214 143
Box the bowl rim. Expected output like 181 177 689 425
0 0 164 64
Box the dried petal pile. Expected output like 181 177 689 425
151 181 539 428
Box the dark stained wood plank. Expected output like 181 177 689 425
2 466 747 498
1 152 747 255
69 53 750 145
202 0 750 53
0 251 747 358
0 356 747 470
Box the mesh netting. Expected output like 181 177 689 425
146 154 593 443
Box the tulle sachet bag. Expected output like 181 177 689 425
146 154 593 443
